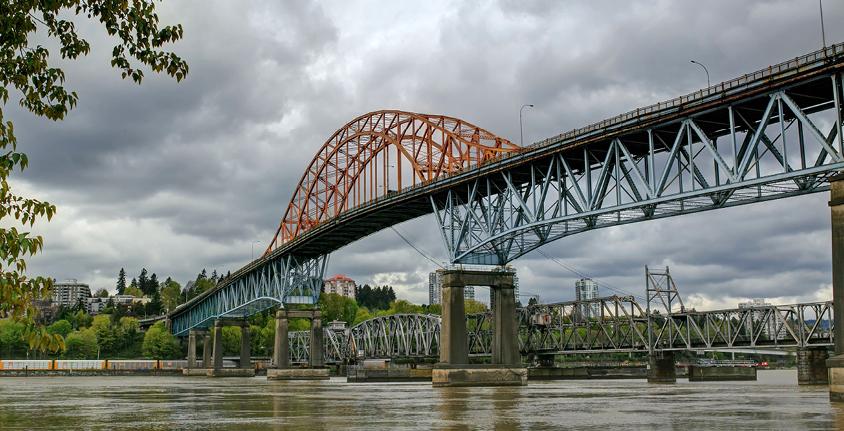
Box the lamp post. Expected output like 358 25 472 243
519 104 534 147
689 60 710 88
820 0 827 49
251 240 261 260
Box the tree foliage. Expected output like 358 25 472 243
0 1 187 352
142 321 180 359
355 285 396 311
319 293 357 324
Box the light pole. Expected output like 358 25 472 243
689 60 710 88
820 0 827 49
251 240 261 260
519 104 534 147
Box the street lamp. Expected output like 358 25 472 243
519 104 534 147
689 60 710 88
251 240 261 260
820 0 827 49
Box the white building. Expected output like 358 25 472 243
575 278 600 321
324 274 356 299
738 298 781 339
52 280 91 307
85 295 150 315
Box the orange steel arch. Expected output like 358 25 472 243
266 110 522 254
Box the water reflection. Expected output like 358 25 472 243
0 371 838 430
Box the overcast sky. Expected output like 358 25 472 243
11 0 844 309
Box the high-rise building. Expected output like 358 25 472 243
428 269 475 305
323 274 356 299
738 298 781 338
52 279 91 307
575 278 600 321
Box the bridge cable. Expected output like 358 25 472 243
536 249 646 301
390 226 445 269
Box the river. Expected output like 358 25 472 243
0 370 841 430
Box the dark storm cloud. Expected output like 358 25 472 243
12 0 844 307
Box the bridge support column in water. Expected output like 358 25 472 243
187 330 197 368
647 351 676 383
798 347 829 385
828 173 844 401
309 311 324 368
434 269 527 387
273 310 289 369
212 320 224 371
240 321 251 369
202 333 212 368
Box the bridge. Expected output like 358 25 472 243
169 43 844 387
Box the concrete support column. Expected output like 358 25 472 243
440 274 468 365
212 320 224 371
274 310 289 369
492 277 519 366
310 311 324 368
647 351 676 383
187 330 197 369
798 347 829 385
829 174 844 401
240 323 251 370
202 334 212 368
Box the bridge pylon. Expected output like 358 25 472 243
828 174 844 400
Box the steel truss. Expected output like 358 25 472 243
289 301 831 364
170 254 326 336
433 51 844 264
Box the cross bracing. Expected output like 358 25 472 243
433 49 844 264
294 298 833 364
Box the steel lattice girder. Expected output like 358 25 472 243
170 254 327 336
432 54 844 265
289 299 832 363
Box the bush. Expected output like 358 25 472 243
46 320 73 338
64 329 98 359
142 322 181 359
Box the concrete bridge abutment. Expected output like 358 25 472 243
203 319 255 377
433 269 527 387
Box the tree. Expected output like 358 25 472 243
145 290 163 316
0 2 187 352
160 279 182 312
116 268 127 295
142 322 181 359
63 329 98 359
319 293 358 324
94 288 109 298
138 268 149 295
353 307 372 325
0 319 27 358
46 319 73 338
148 273 160 295
465 299 488 314
124 285 144 298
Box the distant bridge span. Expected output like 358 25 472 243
171 43 844 336
286 297 833 364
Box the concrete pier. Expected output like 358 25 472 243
202 334 212 368
212 321 224 371
647 352 676 383
434 269 526 387
828 174 844 401
309 311 324 368
798 347 829 385
273 310 289 369
688 366 757 382
240 323 251 369
187 330 197 369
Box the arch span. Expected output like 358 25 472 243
267 111 520 254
